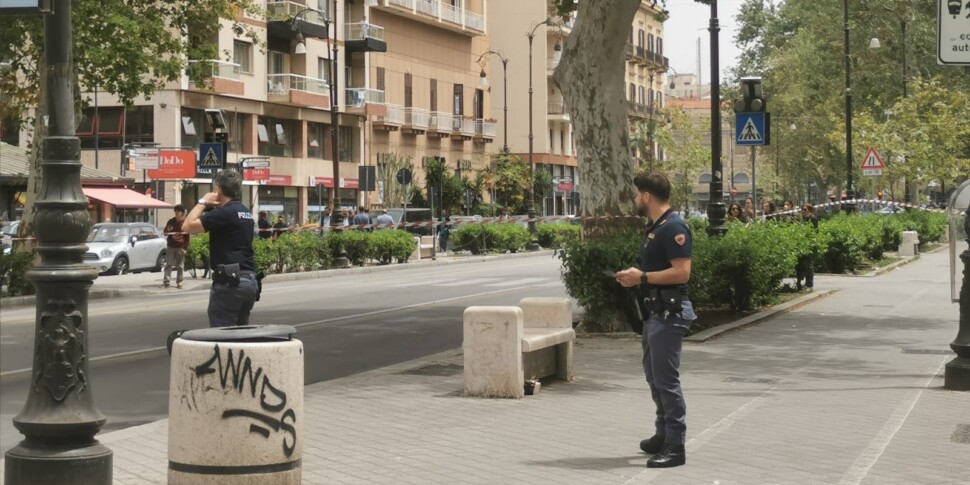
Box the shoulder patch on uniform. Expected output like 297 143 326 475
674 234 686 246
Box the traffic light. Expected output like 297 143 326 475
734 77 766 113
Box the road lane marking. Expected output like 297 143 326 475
483 278 549 287
0 282 562 380
836 358 948 485
442 277 499 287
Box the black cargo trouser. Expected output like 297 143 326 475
207 272 258 327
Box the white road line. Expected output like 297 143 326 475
836 358 948 485
442 278 498 287
483 278 548 287
386 278 462 288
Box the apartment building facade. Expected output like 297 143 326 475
488 0 667 216
5 0 492 225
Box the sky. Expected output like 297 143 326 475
663 0 747 84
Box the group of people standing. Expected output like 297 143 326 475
726 197 811 223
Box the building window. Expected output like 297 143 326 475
657 37 663 56
377 67 386 91
637 29 645 48
698 173 712 184
338 126 353 162
628 83 635 101
1 116 20 146
648 33 654 53
308 122 326 159
453 84 464 116
233 41 252 73
257 117 293 157
430 79 438 112
474 89 483 119
268 50 285 75
318 57 332 83
404 73 413 109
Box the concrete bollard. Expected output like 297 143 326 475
168 325 303 485
463 306 525 398
899 231 919 257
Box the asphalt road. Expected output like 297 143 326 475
0 254 569 452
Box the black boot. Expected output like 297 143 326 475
639 434 665 454
646 443 685 468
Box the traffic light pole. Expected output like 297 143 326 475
705 0 727 236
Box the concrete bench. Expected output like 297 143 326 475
463 298 575 398
412 236 435 260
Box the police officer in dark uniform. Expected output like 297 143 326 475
616 172 696 468
182 169 258 327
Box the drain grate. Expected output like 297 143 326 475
951 425 970 444
723 376 779 385
901 349 954 355
399 363 463 377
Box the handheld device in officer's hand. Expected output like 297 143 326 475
601 270 617 278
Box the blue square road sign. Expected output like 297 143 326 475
736 112 771 146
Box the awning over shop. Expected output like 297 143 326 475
82 188 172 209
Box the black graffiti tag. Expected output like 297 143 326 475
194 344 297 457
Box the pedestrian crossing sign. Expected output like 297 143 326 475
735 112 770 146
860 147 885 176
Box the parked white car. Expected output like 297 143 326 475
84 223 167 275
1 220 19 255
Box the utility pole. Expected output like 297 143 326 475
704 0 726 235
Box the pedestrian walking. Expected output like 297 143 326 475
615 172 696 469
273 215 288 240
353 206 371 231
743 197 756 221
727 202 747 223
257 211 272 239
376 209 394 228
162 204 190 289
437 211 451 252
182 169 258 328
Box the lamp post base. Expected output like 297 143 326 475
944 356 970 391
5 440 112 485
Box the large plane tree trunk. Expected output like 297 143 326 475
554 0 641 238
16 56 47 256
554 1 642 333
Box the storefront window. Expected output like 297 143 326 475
256 186 298 225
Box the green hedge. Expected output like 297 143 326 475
558 212 948 331
450 223 532 254
0 250 35 297
536 223 581 249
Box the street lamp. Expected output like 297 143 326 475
841 0 856 212
869 5 913 203
700 0 727 235
4 0 113 483
526 17 555 250
292 1 349 266
477 50 509 153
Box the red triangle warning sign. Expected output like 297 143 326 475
860 147 885 170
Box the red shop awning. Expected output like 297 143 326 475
82 188 173 209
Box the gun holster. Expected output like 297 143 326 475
213 263 241 287
644 287 684 317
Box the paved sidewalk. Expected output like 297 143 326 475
19 249 969 484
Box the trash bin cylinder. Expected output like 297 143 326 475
168 328 303 485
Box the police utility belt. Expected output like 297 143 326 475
212 263 253 287
642 286 686 318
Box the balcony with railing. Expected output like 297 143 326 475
266 1 329 42
473 119 496 142
267 73 331 108
346 87 385 108
403 107 430 134
374 104 405 130
427 112 454 137
548 99 569 119
380 0 485 36
187 60 245 95
345 22 388 53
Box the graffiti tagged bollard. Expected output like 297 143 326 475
168 325 303 485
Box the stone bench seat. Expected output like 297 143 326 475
522 327 575 352
463 297 575 398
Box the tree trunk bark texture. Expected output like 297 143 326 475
17 56 48 255
554 0 641 238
